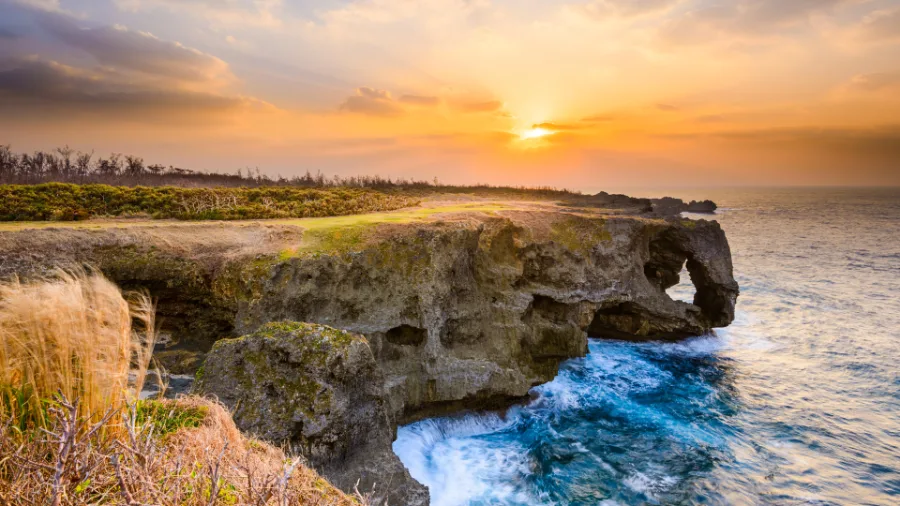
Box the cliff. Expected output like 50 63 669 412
0 199 739 505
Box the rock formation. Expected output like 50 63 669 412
651 197 719 215
195 322 429 506
0 204 739 504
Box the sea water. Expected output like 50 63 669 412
393 188 900 505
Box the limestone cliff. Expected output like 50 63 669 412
195 322 430 506
0 203 739 505
229 212 738 424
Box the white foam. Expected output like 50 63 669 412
623 469 679 500
393 414 544 506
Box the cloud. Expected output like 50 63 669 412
0 26 20 39
532 122 583 131
579 0 680 18
852 7 900 44
339 87 403 117
399 94 440 106
655 103 679 112
695 114 727 123
453 99 503 113
33 10 232 86
0 2 269 123
113 0 282 28
581 114 617 122
0 56 261 118
845 72 900 92
657 0 852 46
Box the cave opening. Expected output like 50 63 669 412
385 325 427 346
666 260 698 304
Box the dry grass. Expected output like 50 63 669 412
0 271 155 429
0 394 359 505
0 272 360 504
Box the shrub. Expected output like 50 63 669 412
0 394 360 505
0 273 361 504
0 184 419 222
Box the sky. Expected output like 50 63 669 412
0 0 899 188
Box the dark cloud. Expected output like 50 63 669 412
339 87 403 117
399 94 440 106
454 99 503 113
0 57 252 118
0 2 262 122
0 26 20 39
31 9 230 83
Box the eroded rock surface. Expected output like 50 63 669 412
231 213 738 424
195 322 429 506
0 205 739 502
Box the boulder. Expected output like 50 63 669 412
686 199 718 213
195 322 428 506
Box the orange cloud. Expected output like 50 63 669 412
339 87 404 117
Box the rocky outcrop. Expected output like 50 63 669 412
686 199 718 213
651 197 718 215
230 213 738 423
0 206 739 502
195 322 429 506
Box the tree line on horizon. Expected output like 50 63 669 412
0 145 572 195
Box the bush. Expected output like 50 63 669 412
0 183 419 221
0 394 360 505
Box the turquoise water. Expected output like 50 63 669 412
394 188 900 505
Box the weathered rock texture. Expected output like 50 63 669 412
195 322 429 506
231 212 738 423
0 206 739 502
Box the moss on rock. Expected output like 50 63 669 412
195 321 428 505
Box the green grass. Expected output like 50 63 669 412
285 202 511 255
134 400 207 437
0 183 418 222
0 384 51 433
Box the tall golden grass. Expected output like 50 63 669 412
0 272 360 504
0 270 156 427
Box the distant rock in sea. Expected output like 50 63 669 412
651 197 718 215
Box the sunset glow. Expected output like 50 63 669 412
520 128 554 141
1 0 898 187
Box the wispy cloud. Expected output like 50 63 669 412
339 87 404 117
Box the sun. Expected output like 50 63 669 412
520 127 553 140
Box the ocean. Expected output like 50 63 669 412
393 188 900 505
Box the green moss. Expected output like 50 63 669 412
251 321 356 349
135 400 207 437
550 216 612 253
681 220 698 229
205 322 361 421
298 223 373 255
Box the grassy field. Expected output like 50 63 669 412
0 183 419 221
